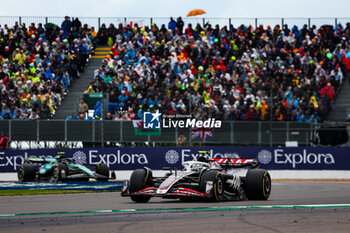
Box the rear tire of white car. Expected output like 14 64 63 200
200 170 224 202
129 169 153 203
244 169 271 200
18 164 36 182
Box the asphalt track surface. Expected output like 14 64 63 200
1 182 350 232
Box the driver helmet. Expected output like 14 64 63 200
197 154 210 163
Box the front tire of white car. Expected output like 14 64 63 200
129 169 153 203
200 170 224 202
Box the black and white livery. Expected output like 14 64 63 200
121 151 271 202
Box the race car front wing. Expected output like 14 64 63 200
121 181 210 198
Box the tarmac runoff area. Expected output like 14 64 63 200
0 182 350 232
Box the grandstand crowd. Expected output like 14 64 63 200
88 18 350 122
0 16 93 119
2 16 350 122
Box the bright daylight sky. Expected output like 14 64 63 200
0 0 349 18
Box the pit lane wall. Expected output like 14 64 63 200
0 147 349 172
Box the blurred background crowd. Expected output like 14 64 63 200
2 16 350 122
88 18 350 122
0 16 93 119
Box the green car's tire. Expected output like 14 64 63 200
53 163 68 182
18 164 36 182
96 163 109 181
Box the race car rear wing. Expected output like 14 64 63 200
213 158 259 168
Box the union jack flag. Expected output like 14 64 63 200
191 127 214 139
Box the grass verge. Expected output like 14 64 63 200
0 189 110 196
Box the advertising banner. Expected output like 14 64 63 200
0 147 348 172
0 147 350 172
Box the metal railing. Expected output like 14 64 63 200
0 120 315 147
1 16 350 30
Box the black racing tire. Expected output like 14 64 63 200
53 163 68 182
18 164 36 182
96 163 109 181
199 170 224 202
244 169 271 200
129 169 153 203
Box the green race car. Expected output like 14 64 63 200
18 154 115 182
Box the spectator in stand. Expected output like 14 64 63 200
107 24 118 44
127 108 135 120
108 90 119 114
89 26 98 47
118 90 128 108
168 17 177 32
93 101 102 119
90 26 97 38
78 113 94 120
72 18 82 32
176 132 187 146
78 98 89 114
97 24 108 45
66 112 78 120
176 17 184 34
61 16 72 32
0 131 9 149
106 112 114 120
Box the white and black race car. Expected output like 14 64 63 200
121 151 271 202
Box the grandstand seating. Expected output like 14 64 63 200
1 17 350 122
0 17 94 119
90 21 350 122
